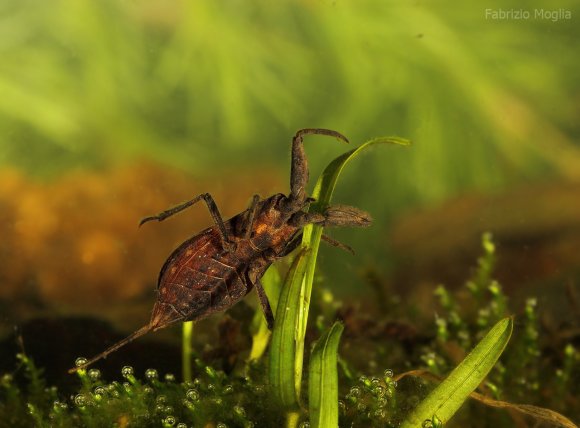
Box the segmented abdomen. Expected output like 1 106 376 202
156 227 248 322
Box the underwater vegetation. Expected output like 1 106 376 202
1 141 578 427
1 1 579 426
0 234 578 427
1 0 579 228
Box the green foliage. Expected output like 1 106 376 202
1 0 578 224
308 321 344 428
267 134 408 425
268 249 311 410
401 317 513 427
181 321 194 383
1 233 578 427
1 355 284 428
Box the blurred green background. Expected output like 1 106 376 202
1 0 579 302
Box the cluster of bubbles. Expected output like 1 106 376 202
61 357 265 427
341 369 398 425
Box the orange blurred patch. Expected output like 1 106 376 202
0 161 282 324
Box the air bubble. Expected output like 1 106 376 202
298 422 310 428
143 386 154 395
349 386 362 397
234 405 246 417
371 377 381 386
223 384 234 394
373 385 385 397
182 399 195 410
53 400 67 412
74 394 87 407
384 369 394 378
145 368 158 380
93 386 106 397
85 369 100 382
164 406 174 415
216 423 227 428
358 375 370 387
163 415 176 426
121 366 134 378
74 357 88 368
156 395 167 405
165 373 176 382
176 424 187 428
186 389 200 401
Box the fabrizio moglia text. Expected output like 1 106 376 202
485 8 572 22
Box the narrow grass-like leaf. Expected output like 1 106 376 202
395 369 577 428
309 321 344 428
294 136 411 394
268 249 310 409
248 266 282 362
401 317 513 427
182 321 194 382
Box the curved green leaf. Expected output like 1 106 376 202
268 249 310 409
309 321 344 428
295 136 411 394
401 317 514 427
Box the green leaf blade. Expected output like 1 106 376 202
296 136 411 390
401 317 514 427
268 249 310 409
309 321 344 428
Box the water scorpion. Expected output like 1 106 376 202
70 128 371 373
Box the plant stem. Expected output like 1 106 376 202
182 321 194 382
286 411 300 428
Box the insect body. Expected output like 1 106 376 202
71 128 371 372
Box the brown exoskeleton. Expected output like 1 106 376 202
70 128 371 373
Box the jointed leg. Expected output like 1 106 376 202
140 193 232 248
244 194 261 240
321 234 355 255
254 279 274 330
284 129 349 213
290 204 372 228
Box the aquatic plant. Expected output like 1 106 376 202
2 136 577 427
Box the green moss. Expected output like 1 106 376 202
1 234 577 427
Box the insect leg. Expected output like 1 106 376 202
285 129 349 213
290 205 372 228
254 279 274 330
244 194 261 240
140 193 232 248
321 234 355 255
277 233 304 257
